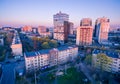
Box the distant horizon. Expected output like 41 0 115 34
0 24 120 29
0 0 120 27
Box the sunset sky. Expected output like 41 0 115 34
0 0 120 27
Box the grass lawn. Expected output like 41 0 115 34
57 67 90 84
41 67 91 84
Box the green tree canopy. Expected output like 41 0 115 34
49 40 58 48
84 55 92 65
41 42 50 49
96 53 112 72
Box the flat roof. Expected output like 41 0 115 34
93 49 119 58
25 45 77 58
25 51 36 57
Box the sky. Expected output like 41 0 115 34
0 0 120 27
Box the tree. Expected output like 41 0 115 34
41 42 50 49
49 40 58 48
32 36 38 50
96 53 112 72
84 55 92 65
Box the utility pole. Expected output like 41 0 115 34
34 71 37 84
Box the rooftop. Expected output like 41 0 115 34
12 31 21 44
25 45 77 58
25 51 36 57
93 49 120 58
38 49 49 54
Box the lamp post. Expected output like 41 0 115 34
34 71 37 84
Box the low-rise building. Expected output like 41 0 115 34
40 32 52 37
92 49 120 73
38 26 51 37
22 26 32 32
0 35 4 46
24 45 78 73
11 30 23 57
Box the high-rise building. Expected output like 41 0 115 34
69 22 74 35
53 11 69 44
76 18 93 46
80 18 92 26
94 17 110 43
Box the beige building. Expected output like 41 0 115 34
22 26 32 32
76 18 93 46
80 18 92 26
92 49 120 73
38 26 51 37
38 26 46 34
53 11 69 44
24 45 78 73
11 30 22 57
94 17 110 43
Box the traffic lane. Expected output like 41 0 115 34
1 64 15 84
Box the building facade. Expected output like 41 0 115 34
38 26 51 37
92 49 120 73
94 17 110 43
24 45 78 73
53 11 69 44
11 30 23 57
38 26 46 34
69 22 74 35
22 26 32 32
80 18 92 26
0 35 4 46
76 18 93 46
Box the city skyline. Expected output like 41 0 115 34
0 0 120 27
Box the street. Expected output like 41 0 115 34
0 63 15 84
79 63 95 84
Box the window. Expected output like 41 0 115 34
114 62 117 64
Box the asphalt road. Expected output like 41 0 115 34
0 63 15 84
79 63 95 84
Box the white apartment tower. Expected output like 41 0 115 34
53 11 69 44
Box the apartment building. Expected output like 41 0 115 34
94 17 110 43
92 49 120 73
38 26 51 37
76 18 93 46
11 30 23 57
53 11 69 44
24 45 78 73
